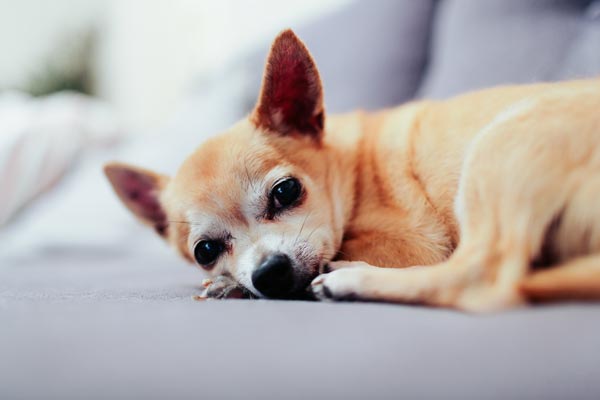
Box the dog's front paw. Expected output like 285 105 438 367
311 266 371 301
194 275 255 300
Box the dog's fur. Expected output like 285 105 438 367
105 30 600 311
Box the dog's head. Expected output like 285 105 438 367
104 30 347 298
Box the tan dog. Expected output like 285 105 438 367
105 29 600 311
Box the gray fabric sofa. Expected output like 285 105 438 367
2 1 600 399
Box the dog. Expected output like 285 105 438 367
104 29 600 311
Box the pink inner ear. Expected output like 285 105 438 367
115 169 167 235
269 50 321 132
255 31 324 136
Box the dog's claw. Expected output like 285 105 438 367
311 274 334 301
311 267 369 302
312 276 324 286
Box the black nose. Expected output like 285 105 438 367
252 253 294 298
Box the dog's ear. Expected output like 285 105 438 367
103 162 170 237
252 29 325 139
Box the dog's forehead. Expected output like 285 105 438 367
167 126 284 220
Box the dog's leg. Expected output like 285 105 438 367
520 171 600 302
311 260 465 306
311 243 530 311
313 94 599 311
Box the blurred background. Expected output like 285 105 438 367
0 0 350 131
0 0 599 272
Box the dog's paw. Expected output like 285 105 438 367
311 266 371 301
193 275 255 300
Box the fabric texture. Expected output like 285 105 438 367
2 255 600 400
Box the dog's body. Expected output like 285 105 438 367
105 30 600 311
314 80 600 310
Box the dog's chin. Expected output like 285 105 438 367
291 259 324 300
251 261 321 300
248 283 316 301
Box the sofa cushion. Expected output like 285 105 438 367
419 0 596 99
557 0 600 79
243 0 437 113
2 253 600 400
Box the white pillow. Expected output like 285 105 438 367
0 91 120 226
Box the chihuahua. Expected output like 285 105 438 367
105 29 600 311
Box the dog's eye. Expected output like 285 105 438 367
194 240 225 267
271 178 302 209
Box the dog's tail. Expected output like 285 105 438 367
520 258 600 302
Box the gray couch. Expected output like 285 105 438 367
2 1 600 399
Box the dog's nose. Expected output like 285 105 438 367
252 253 294 298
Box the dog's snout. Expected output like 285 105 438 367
252 253 294 298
